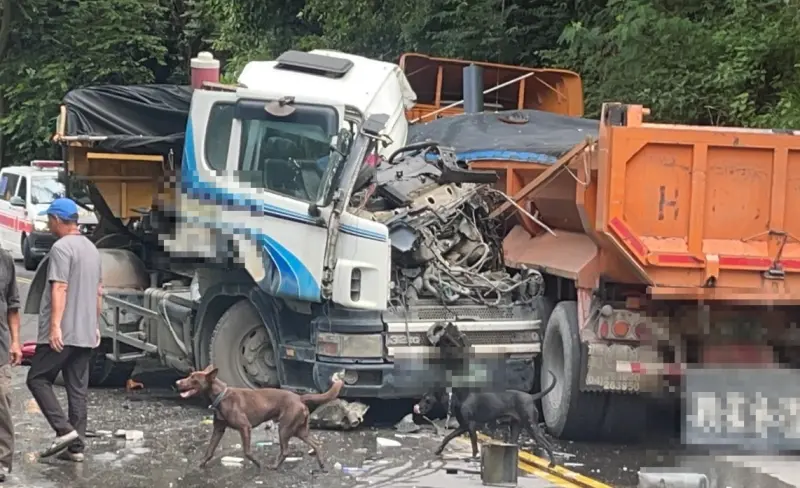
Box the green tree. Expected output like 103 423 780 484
0 0 214 165
545 0 800 127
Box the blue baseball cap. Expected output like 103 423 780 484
40 198 79 221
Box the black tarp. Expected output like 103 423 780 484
63 85 192 154
62 87 598 163
408 109 599 164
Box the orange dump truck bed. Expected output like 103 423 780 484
481 103 800 302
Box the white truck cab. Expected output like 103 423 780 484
237 49 416 159
0 160 97 270
37 49 542 399
167 50 416 310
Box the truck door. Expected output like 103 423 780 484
9 175 29 254
0 172 20 253
181 88 389 309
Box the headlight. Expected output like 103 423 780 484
316 332 383 358
33 220 48 232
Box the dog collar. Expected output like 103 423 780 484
209 387 228 411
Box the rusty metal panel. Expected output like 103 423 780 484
503 227 597 282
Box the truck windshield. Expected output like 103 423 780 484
31 177 65 205
236 104 339 202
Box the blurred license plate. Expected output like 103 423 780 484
683 368 800 451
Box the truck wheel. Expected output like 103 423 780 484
22 237 38 271
541 301 605 440
532 296 554 394
88 341 136 387
209 300 279 388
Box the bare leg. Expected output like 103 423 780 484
269 428 289 470
239 426 261 469
467 421 479 458
297 429 325 471
509 423 522 445
434 425 468 456
200 420 226 468
526 423 556 467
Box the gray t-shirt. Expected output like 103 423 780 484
38 235 102 348
0 250 20 360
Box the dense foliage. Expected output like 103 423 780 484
1 0 799 164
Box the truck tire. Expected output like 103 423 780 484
209 300 280 388
88 341 136 387
540 300 605 440
22 237 38 271
531 296 554 394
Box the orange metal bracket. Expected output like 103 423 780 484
489 140 590 218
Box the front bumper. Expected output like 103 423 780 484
312 356 537 399
27 231 57 258
28 223 96 258
309 303 541 398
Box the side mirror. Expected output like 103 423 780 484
9 196 25 207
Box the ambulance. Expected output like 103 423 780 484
0 160 97 270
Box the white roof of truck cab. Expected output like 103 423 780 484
1 166 59 178
237 50 417 117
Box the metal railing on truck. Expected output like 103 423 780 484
398 53 584 123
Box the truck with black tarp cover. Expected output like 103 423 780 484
27 50 545 397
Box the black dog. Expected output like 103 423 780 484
413 371 558 467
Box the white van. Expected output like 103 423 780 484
0 161 97 270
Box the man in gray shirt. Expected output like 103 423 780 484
26 198 101 462
0 248 21 482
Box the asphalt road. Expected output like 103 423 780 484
9 262 800 488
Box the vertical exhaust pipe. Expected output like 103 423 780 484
463 64 484 114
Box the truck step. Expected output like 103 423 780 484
106 352 147 362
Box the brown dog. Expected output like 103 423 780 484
175 365 344 470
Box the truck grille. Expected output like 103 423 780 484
385 330 539 347
384 302 531 322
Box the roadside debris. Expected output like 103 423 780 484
220 456 244 466
24 399 40 414
112 429 144 441
126 379 144 392
308 399 369 430
342 466 365 477
125 430 144 441
376 437 402 448
638 470 710 488
394 413 421 433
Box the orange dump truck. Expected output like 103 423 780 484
413 103 800 441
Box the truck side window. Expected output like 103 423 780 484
17 177 27 201
205 103 234 172
0 174 19 201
